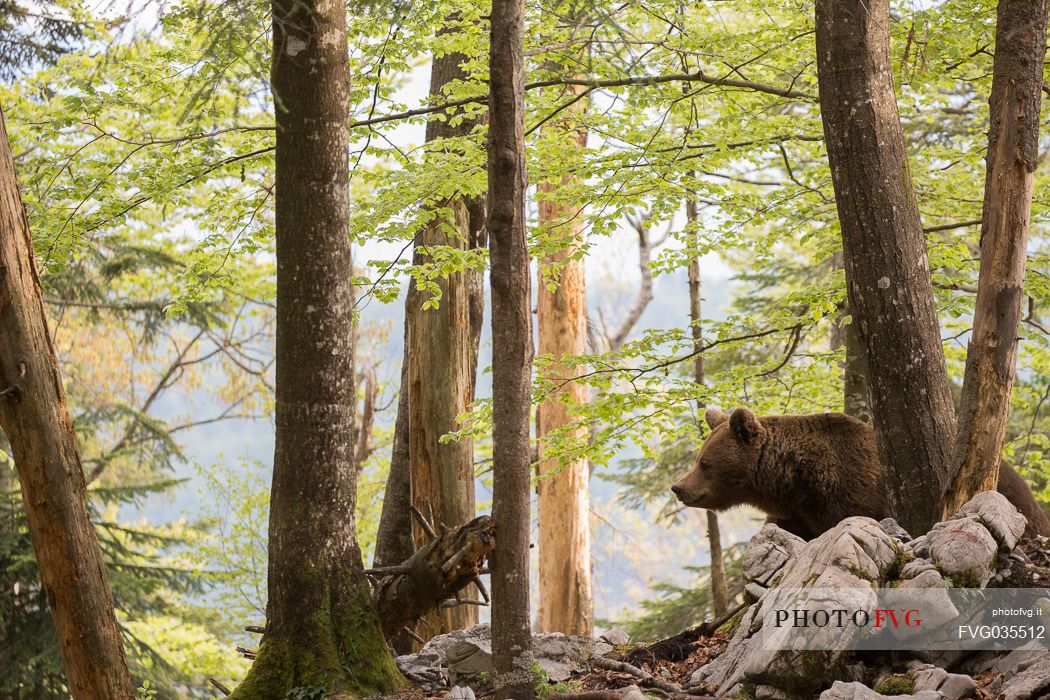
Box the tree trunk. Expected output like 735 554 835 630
377 36 487 644
228 1 404 695
685 196 728 618
815 0 957 535
488 0 534 692
946 0 1048 516
0 104 135 700
374 352 414 571
373 333 415 654
829 251 873 424
536 81 593 636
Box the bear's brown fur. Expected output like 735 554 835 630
670 408 1050 540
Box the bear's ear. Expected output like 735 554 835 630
705 409 730 429
729 408 763 444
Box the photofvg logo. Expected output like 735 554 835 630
773 607 924 630
757 588 1050 651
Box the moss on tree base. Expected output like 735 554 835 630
227 603 406 700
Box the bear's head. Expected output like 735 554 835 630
670 407 765 510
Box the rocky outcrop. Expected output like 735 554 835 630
686 491 1044 699
395 624 628 689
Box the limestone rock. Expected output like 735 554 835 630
928 517 998 587
956 491 1027 552
445 686 476 700
818 681 943 700
743 523 806 587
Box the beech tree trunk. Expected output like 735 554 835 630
228 1 404 695
488 0 535 692
946 0 1048 516
816 0 957 535
536 81 593 636
685 197 728 618
0 104 135 700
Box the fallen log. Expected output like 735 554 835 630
371 514 495 639
622 601 746 666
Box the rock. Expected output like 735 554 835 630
898 558 938 581
880 517 912 542
593 641 613 656
599 628 630 646
907 535 931 559
937 673 976 700
998 662 1050 700
693 518 898 697
746 582 768 599
928 517 998 587
532 633 593 681
402 624 594 686
445 686 476 700
897 568 949 590
994 649 1047 679
743 523 806 587
755 684 797 700
395 651 446 688
956 491 1027 551
912 666 948 692
818 680 943 700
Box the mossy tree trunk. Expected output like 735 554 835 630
488 0 535 692
946 0 1047 516
816 0 957 535
227 0 404 696
0 102 135 700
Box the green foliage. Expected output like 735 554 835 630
533 661 580 700
2 0 1050 688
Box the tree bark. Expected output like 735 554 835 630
816 0 957 535
946 0 1047 516
536 81 593 636
488 0 535 692
377 34 487 644
228 1 404 695
685 196 728 618
830 251 873 424
0 103 135 700
374 350 414 571
373 333 416 654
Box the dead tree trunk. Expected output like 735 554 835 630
378 32 487 644
536 80 593 637
227 0 404 695
685 196 728 618
815 0 957 535
946 0 1048 515
488 0 535 692
0 103 135 700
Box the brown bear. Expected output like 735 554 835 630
670 407 1050 540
